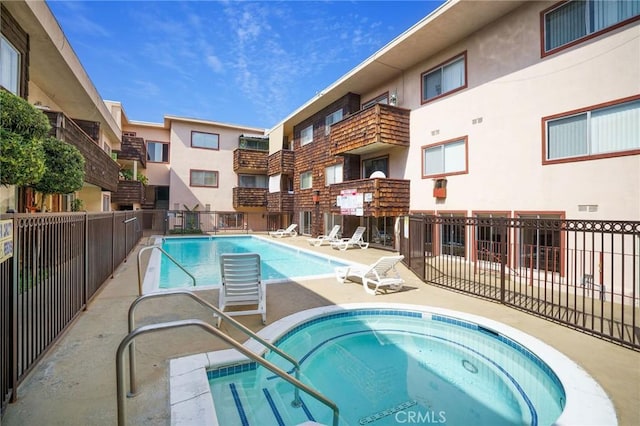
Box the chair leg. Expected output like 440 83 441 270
362 278 377 296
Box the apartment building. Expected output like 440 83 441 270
120 112 268 231
0 2 122 213
264 0 639 254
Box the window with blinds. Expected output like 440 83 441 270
421 53 466 103
422 137 468 178
545 98 640 162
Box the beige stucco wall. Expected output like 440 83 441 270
168 121 243 211
124 124 172 186
268 124 285 155
385 2 640 221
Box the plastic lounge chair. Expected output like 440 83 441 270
306 225 341 246
335 255 405 295
216 253 266 327
330 226 369 251
268 223 298 238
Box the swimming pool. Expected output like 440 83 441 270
144 236 350 292
170 304 616 426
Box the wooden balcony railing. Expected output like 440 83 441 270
233 187 267 209
329 178 410 217
118 135 147 167
267 192 294 213
268 150 295 175
330 104 410 156
111 180 145 205
44 110 119 192
233 149 268 173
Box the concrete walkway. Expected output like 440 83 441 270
2 236 639 425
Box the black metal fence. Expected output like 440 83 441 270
0 211 143 418
401 215 640 350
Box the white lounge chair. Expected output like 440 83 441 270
306 225 341 246
268 223 298 238
216 253 266 326
330 226 369 251
335 255 405 295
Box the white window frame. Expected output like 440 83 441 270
422 137 468 178
300 125 313 146
421 53 466 103
325 109 343 135
1 35 20 95
300 171 313 189
325 164 343 186
544 97 640 163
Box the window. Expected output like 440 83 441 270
544 97 640 163
299 211 312 235
421 53 466 103
191 131 219 150
300 171 313 189
325 109 343 135
518 214 562 273
1 36 20 94
190 170 218 187
440 213 466 258
147 141 169 162
362 92 389 110
543 0 640 54
300 125 313 146
218 212 244 229
325 164 343 185
239 136 269 151
422 137 468 178
239 174 268 188
363 156 388 179
123 131 137 137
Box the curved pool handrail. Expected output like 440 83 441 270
116 319 339 426
126 290 303 403
136 244 196 295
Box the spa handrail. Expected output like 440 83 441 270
116 319 340 426
126 290 302 400
136 244 196 295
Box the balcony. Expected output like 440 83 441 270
44 110 119 192
330 104 410 156
111 180 145 205
233 187 267 209
267 192 294 213
117 135 147 167
329 178 410 217
233 149 268 174
268 150 294 175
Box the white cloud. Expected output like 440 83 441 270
206 56 223 73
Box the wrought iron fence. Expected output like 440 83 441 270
401 215 640 350
0 211 143 418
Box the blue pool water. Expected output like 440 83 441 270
158 236 349 289
208 310 565 426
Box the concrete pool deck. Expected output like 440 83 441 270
2 235 639 426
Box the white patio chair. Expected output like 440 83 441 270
216 253 265 326
330 226 369 251
306 225 341 246
335 255 405 295
268 223 298 238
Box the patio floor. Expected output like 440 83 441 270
2 235 639 425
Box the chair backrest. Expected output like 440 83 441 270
285 224 297 232
369 255 404 277
349 226 366 242
327 225 341 239
220 253 261 299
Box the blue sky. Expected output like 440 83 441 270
47 1 444 129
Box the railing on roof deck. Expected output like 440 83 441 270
400 215 640 351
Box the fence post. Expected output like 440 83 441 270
11 215 18 402
500 221 507 304
84 212 89 310
112 213 116 277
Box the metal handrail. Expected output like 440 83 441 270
136 244 196 295
116 319 339 426
126 290 302 403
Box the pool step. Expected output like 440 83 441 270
214 379 323 425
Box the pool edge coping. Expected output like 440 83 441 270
169 303 617 426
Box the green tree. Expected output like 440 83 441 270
0 90 49 185
33 137 85 210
